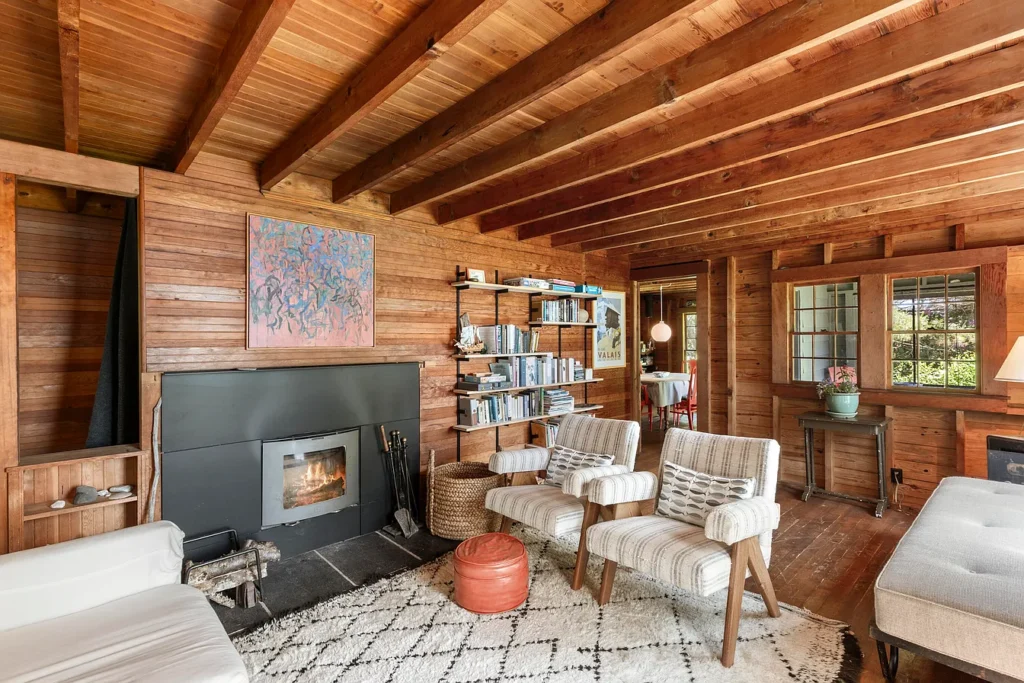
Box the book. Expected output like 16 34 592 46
457 381 512 391
550 278 576 287
503 277 550 289
574 284 602 294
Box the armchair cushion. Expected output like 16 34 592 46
489 447 550 475
544 445 615 489
705 497 781 545
657 460 756 527
484 485 584 537
587 471 660 505
561 464 630 497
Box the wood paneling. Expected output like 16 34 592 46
142 154 630 466
16 206 121 457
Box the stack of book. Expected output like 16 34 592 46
458 390 541 426
550 278 576 293
542 389 574 415
503 277 550 289
532 298 582 323
456 372 512 392
477 325 541 354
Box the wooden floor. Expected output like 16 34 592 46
636 425 980 683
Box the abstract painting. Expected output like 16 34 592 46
247 214 374 348
594 290 626 369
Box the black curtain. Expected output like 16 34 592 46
86 198 140 447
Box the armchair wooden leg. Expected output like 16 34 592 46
597 560 617 606
572 500 601 590
746 538 780 618
721 538 750 668
499 516 513 534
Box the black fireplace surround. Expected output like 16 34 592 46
161 363 420 559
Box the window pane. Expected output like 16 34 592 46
947 301 975 330
794 359 814 382
893 278 917 301
919 361 946 387
919 275 946 298
793 334 812 359
686 339 697 351
794 309 814 332
919 333 945 361
813 359 833 383
948 272 976 301
892 300 915 331
837 307 858 332
812 335 834 358
814 284 835 307
949 333 976 361
814 309 836 332
947 362 977 389
892 334 914 360
836 283 858 307
892 360 915 385
917 299 945 330
794 286 814 309
836 334 857 359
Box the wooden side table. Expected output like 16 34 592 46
797 412 893 517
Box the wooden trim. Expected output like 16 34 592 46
772 396 781 449
771 246 1007 283
956 409 967 474
726 257 737 435
696 271 711 432
630 281 641 424
980 261 1008 396
0 140 139 196
0 174 16 555
859 274 888 390
13 445 142 471
630 260 709 281
172 0 296 173
7 470 23 553
139 373 161 521
770 282 790 384
771 383 1008 413
259 0 500 190
57 0 80 155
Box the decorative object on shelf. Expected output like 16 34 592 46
427 450 504 540
651 285 672 343
247 213 374 349
109 491 132 500
110 484 132 493
578 309 589 323
454 313 485 354
466 268 487 283
73 486 98 505
816 366 860 418
594 290 626 369
50 500 66 509
97 489 111 498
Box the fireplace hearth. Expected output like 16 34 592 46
262 430 360 528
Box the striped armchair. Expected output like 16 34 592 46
583 429 782 667
484 414 640 587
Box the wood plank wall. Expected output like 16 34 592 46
140 153 631 469
15 207 122 457
706 216 1024 510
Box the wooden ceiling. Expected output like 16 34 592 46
3 0 1023 263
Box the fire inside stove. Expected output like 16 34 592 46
282 447 347 510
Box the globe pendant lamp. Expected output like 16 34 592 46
651 285 672 342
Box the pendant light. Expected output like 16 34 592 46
651 285 672 342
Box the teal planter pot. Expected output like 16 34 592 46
825 393 860 418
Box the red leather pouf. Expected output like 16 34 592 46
453 532 529 614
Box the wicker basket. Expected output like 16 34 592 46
427 450 505 540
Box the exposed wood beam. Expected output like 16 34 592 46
629 261 709 281
0 139 139 196
578 115 1024 251
954 223 967 250
391 0 917 215
0 173 16 555
171 0 295 174
445 0 1024 227
329 0 715 203
57 0 79 155
770 245 1006 282
259 0 504 190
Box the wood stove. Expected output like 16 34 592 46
262 429 360 528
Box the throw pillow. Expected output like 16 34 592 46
656 460 756 527
544 445 615 489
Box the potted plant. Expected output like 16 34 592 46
816 367 859 418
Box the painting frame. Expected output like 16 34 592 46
246 213 375 350
593 290 626 370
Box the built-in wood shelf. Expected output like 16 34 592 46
528 321 597 328
455 352 551 360
455 378 603 397
450 281 599 299
453 404 603 432
23 495 139 522
15 444 142 471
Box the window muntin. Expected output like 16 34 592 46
891 272 977 390
792 282 858 382
683 312 697 363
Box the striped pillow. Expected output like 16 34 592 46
544 445 614 489
656 460 756 527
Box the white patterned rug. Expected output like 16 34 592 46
234 527 861 682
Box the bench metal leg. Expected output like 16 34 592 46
876 639 900 683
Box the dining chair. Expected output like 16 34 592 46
641 384 655 430
670 361 697 430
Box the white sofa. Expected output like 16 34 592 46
0 521 249 683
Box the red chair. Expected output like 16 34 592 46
828 365 858 385
642 384 656 429
670 362 698 430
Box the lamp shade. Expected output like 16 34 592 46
996 336 1024 382
651 320 672 342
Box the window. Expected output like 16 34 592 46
891 272 977 390
683 312 697 363
792 282 858 382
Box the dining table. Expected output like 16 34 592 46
640 372 691 408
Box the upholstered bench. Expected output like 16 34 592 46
872 477 1024 682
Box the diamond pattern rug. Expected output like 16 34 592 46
234 527 861 682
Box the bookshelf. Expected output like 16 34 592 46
452 267 602 461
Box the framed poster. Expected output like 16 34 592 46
247 213 374 349
593 290 626 369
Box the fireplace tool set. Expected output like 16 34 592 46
379 425 418 537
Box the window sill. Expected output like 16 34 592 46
771 383 1008 413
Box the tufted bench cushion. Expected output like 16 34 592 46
875 477 1024 679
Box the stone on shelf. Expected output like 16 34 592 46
50 500 67 509
73 486 98 505
109 491 132 500
97 489 111 498
110 484 132 493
